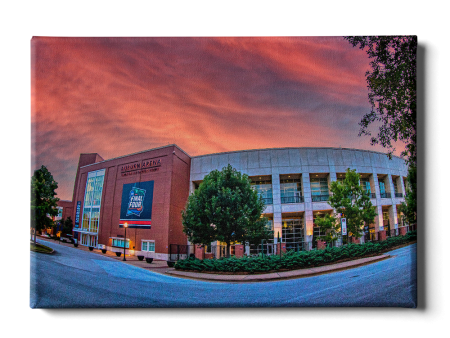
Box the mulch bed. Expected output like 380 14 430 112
175 241 417 275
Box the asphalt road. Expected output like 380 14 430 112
30 240 417 308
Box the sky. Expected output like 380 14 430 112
31 36 404 201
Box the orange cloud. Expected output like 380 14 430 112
31 37 405 200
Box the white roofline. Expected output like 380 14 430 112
79 144 405 170
191 146 405 161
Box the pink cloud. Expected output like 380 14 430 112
31 37 405 200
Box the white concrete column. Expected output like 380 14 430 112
369 174 377 199
388 174 396 202
388 204 398 231
271 173 281 206
328 171 337 185
375 204 384 232
384 174 394 198
272 173 282 241
372 173 383 231
302 172 313 246
399 175 407 197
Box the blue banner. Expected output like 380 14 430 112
119 181 154 229
74 201 81 228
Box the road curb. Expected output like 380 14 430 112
165 254 391 282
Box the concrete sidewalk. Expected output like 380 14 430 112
166 254 391 282
37 235 390 282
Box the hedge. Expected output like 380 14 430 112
174 231 416 273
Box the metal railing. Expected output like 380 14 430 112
281 195 304 204
207 244 228 259
249 243 277 256
312 194 329 202
169 244 195 261
395 192 403 198
364 232 378 242
386 229 399 237
404 224 416 232
363 191 376 199
285 241 310 252
380 192 391 198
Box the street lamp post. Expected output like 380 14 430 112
123 223 128 261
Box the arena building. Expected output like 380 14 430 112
69 145 190 260
66 144 409 259
189 147 410 254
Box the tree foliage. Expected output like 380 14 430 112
182 164 271 257
31 165 59 243
399 164 417 225
55 217 74 236
319 169 377 239
314 213 341 243
345 36 417 166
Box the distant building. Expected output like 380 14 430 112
44 200 74 235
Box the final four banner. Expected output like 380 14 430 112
119 180 154 228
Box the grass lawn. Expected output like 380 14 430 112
30 242 54 254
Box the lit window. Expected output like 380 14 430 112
141 240 155 252
81 169 105 236
112 238 129 248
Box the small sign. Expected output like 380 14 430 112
341 218 347 235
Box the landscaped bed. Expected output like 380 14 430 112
174 231 417 274
30 242 54 254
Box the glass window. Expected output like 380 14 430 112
310 177 328 195
313 213 329 248
141 240 155 252
90 208 100 232
80 169 105 240
282 218 304 244
379 181 386 194
280 178 302 203
310 177 329 202
360 178 371 194
393 179 399 193
250 177 273 204
82 208 90 230
265 218 273 231
112 238 129 248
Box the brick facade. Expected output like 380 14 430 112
70 145 190 259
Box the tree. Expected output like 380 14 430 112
344 36 417 166
314 213 341 244
182 164 271 257
399 165 417 226
54 217 74 237
63 217 74 236
319 168 377 241
31 165 59 244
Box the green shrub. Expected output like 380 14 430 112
174 231 417 273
